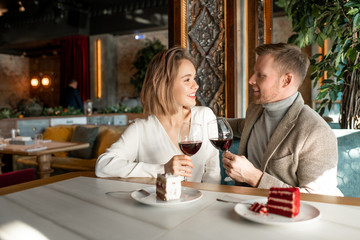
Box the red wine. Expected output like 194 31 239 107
209 138 233 151
179 141 202 156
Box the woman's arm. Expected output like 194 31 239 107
95 123 164 178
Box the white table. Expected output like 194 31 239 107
0 173 359 240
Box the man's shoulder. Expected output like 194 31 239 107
296 105 334 135
245 103 263 117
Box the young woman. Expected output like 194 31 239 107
95 47 220 183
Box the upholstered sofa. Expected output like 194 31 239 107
223 129 360 198
16 124 127 172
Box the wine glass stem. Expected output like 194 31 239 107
224 150 233 182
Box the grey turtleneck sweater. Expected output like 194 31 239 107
247 92 299 169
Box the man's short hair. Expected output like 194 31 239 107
255 43 310 87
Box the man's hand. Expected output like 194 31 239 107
222 151 263 187
164 155 194 177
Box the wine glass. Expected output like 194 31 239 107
207 117 233 182
178 122 203 181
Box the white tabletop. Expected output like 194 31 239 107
0 176 359 240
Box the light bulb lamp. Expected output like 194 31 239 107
30 77 40 88
41 76 51 87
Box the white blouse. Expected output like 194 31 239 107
95 106 221 183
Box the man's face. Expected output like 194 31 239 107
248 54 286 104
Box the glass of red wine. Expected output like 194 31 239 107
178 122 203 181
207 117 233 182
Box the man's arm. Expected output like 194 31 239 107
227 118 245 138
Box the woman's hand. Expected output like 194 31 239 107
164 155 194 177
222 151 263 187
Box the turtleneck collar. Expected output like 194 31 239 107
262 92 299 116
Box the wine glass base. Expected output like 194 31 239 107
224 177 234 182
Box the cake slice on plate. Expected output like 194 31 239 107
156 173 182 201
267 187 300 218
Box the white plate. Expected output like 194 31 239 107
131 186 202 207
234 198 321 225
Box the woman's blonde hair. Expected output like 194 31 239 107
140 46 195 116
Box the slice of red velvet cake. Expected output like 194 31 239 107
267 187 300 218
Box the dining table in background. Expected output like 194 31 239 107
0 141 89 178
0 171 359 240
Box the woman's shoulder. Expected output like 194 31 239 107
132 115 157 125
192 106 214 114
124 115 160 134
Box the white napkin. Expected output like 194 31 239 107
25 146 47 152
15 136 32 141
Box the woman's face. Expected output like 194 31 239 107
172 59 198 108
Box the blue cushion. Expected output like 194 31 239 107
333 130 360 198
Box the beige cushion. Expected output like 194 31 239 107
43 126 74 157
96 129 124 157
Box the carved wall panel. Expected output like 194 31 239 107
186 0 225 116
257 0 265 45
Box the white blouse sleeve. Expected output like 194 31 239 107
95 122 164 178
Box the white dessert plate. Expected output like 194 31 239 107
131 186 202 207
234 198 321 225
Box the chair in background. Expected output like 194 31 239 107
0 168 36 188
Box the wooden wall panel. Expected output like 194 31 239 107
170 0 234 117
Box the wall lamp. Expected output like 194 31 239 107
95 39 102 99
30 74 51 88
41 76 51 88
30 77 40 88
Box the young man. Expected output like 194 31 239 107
223 43 343 196
61 79 84 113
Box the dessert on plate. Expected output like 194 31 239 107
156 173 182 201
249 187 300 218
267 187 300 218
249 202 268 214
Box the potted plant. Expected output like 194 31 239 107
130 39 166 94
17 98 44 117
277 0 360 129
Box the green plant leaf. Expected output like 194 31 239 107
353 13 360 30
316 90 328 100
327 101 333 111
329 90 338 102
347 8 359 16
130 39 166 94
344 0 360 8
321 79 335 84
